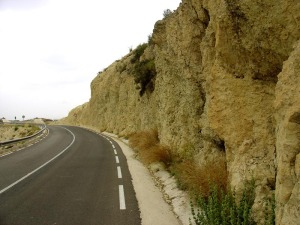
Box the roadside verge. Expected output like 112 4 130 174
102 132 191 225
0 127 48 158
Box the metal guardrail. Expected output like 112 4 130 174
0 124 47 147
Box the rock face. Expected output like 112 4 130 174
275 41 300 224
62 0 300 223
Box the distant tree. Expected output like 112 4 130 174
15 116 16 120
22 115 25 121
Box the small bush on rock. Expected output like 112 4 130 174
130 43 148 64
133 59 156 96
130 43 156 96
163 9 173 18
190 180 256 225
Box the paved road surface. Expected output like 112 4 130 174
0 126 141 225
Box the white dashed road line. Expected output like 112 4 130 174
115 156 119 164
0 152 12 158
117 166 122 179
119 185 126 210
100 133 126 211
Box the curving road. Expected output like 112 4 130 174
0 126 141 225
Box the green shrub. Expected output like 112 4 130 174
148 33 153 45
133 59 156 96
190 180 256 225
130 43 148 64
130 43 156 96
263 194 275 225
163 9 173 18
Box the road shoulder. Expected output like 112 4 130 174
104 132 185 225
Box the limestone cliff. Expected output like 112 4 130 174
62 0 300 223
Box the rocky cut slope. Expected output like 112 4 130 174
62 0 300 224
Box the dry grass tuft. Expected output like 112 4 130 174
129 129 228 198
129 129 159 152
129 130 172 165
172 158 228 198
141 144 172 165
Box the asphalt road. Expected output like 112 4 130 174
0 126 141 225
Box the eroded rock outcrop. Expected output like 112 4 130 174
62 0 300 223
275 40 300 224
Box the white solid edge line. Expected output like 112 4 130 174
0 127 76 195
117 166 122 179
119 185 126 210
115 156 119 164
0 152 12 158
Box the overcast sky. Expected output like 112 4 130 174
0 0 180 120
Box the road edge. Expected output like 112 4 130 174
102 132 184 225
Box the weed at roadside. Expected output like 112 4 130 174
129 129 172 165
190 180 256 225
171 158 228 198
